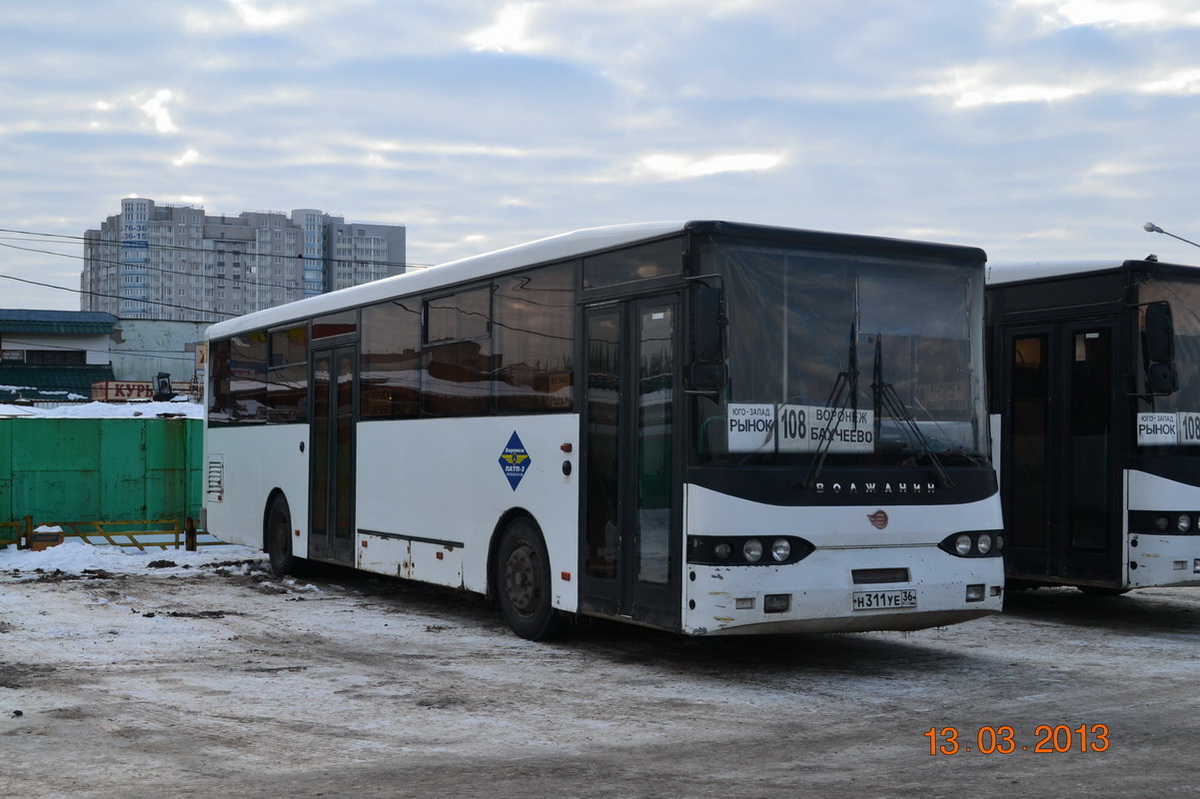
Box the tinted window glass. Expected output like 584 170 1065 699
583 239 680 289
493 263 575 412
360 299 423 419
313 309 357 340
207 339 232 424
267 325 308 423
424 285 493 416
427 287 490 344
229 331 268 422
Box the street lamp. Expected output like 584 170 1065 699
1144 222 1200 250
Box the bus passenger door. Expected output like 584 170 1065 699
309 344 357 565
1003 321 1122 586
580 298 681 631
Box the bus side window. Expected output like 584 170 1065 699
208 339 232 422
361 299 422 419
493 263 576 413
423 287 492 417
229 332 268 422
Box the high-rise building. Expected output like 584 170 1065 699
81 198 406 322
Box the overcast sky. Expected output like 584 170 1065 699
2 0 1199 310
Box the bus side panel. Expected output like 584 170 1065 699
1127 469 1200 588
204 424 310 555
355 415 580 611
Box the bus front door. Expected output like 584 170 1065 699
1003 321 1123 587
308 344 356 565
580 298 681 631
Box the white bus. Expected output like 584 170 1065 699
203 221 1005 639
987 256 1200 594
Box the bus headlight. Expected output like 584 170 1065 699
1178 515 1192 533
687 535 814 566
939 531 1004 558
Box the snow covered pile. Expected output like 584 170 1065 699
6 400 205 419
0 539 264 578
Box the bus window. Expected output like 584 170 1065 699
583 239 680 289
267 325 308 423
493 264 575 412
423 286 492 416
229 331 268 422
360 298 423 419
207 339 232 423
313 309 357 340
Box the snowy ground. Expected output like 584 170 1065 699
2 540 1198 798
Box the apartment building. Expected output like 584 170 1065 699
81 198 406 322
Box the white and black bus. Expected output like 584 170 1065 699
203 221 1004 639
988 256 1200 593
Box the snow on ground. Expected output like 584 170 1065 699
0 538 261 577
4 537 1200 797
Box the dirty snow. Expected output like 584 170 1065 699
2 540 1199 798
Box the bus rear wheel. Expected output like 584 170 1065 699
266 494 296 577
496 517 570 641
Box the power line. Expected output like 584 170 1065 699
0 226 433 271
0 270 234 320
0 224 433 320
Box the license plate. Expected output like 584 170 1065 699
852 589 917 611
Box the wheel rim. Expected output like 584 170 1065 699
504 542 540 617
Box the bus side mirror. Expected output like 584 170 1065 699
1145 303 1178 395
688 285 726 392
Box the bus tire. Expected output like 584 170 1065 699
495 517 570 641
266 494 296 577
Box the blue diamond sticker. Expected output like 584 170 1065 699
498 431 531 491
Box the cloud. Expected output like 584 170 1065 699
468 3 545 53
229 0 304 29
1140 69 1200 94
137 90 178 133
173 149 200 166
633 151 785 180
1012 0 1200 29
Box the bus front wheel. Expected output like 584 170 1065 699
266 494 295 577
495 517 570 641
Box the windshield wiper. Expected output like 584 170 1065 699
801 324 859 489
871 336 954 490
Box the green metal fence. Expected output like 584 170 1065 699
0 417 206 549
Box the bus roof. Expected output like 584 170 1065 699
207 221 684 340
982 257 1200 286
985 260 1129 285
207 220 987 340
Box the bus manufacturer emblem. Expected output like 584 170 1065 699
499 432 532 491
868 510 889 529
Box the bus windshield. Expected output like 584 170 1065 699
1138 273 1200 430
694 238 988 468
